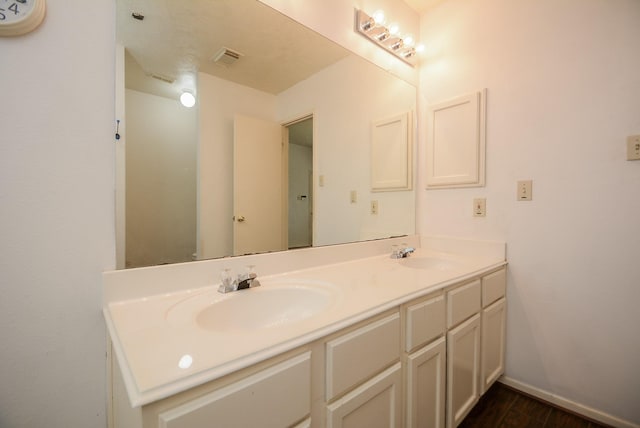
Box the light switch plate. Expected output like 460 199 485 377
517 180 533 201
350 190 357 204
627 135 640 160
473 198 486 217
371 200 379 215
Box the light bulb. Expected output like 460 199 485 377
415 43 425 53
372 10 385 25
388 23 399 35
403 35 414 46
180 91 196 108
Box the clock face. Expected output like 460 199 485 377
0 0 45 36
0 0 35 23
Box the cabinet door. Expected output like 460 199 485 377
406 337 446 428
446 314 480 428
481 298 506 394
157 352 310 428
327 363 402 428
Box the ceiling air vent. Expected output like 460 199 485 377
211 47 244 66
148 73 175 84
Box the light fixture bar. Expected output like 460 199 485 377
355 9 417 66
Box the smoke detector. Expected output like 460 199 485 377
211 47 244 66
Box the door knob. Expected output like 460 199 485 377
237 216 246 222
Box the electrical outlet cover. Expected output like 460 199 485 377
627 135 640 160
473 198 486 217
517 180 533 201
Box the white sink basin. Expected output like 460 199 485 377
193 282 337 332
398 256 461 271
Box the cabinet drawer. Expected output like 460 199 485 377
482 268 506 308
447 280 481 328
405 294 445 352
326 312 400 401
158 352 311 428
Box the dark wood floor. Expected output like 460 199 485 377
459 382 610 428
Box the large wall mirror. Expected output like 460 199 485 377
116 0 417 269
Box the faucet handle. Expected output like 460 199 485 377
218 268 236 293
391 244 400 259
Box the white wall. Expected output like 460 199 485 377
198 73 277 259
278 55 416 246
125 89 197 268
418 0 640 425
0 0 114 427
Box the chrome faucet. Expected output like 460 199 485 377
218 267 261 293
391 244 415 259
237 271 261 290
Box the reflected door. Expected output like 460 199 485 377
233 115 287 256
286 117 313 249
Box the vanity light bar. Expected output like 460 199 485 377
355 9 418 66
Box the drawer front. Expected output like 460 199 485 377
326 312 400 401
482 268 506 308
447 280 481 328
158 352 311 428
405 294 445 352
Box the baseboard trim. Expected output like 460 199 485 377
498 376 639 428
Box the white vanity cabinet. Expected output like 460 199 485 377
403 293 446 428
109 266 507 428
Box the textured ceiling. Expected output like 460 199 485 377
117 0 350 98
403 0 448 14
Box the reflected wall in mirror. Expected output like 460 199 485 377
116 0 416 269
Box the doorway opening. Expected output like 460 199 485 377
286 116 313 249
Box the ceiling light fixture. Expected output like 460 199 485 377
355 9 421 66
180 91 196 108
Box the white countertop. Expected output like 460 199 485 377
103 236 506 407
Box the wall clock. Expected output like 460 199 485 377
0 0 46 36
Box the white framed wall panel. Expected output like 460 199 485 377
426 90 486 189
371 112 413 191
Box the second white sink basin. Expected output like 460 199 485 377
190 282 338 332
